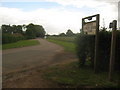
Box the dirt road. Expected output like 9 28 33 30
3 39 77 88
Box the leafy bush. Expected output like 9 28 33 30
115 31 120 71
76 34 95 67
76 30 120 72
2 34 25 44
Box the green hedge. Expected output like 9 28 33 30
76 30 120 72
2 34 25 44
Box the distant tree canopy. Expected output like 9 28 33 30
1 23 46 44
56 29 75 37
59 33 66 36
66 29 74 36
25 23 46 39
2 24 23 34
1 23 46 38
12 25 23 34
25 23 36 39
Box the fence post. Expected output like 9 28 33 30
94 14 100 73
109 20 117 81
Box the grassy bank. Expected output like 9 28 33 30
2 39 40 50
44 61 118 88
47 39 76 53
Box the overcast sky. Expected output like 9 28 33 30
0 0 119 34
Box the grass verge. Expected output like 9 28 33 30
2 39 40 50
47 39 76 53
43 61 118 88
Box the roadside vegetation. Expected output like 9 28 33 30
47 29 77 53
45 29 120 88
2 39 40 50
44 61 118 88
47 39 76 53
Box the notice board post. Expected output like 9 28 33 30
109 20 117 81
82 14 100 73
94 14 100 73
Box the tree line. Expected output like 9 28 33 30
47 29 77 37
2 23 46 44
59 29 75 36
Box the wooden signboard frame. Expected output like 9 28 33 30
82 14 100 73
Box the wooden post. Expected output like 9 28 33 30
82 18 84 34
109 20 117 81
94 14 100 73
82 14 100 73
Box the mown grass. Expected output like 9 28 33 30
2 39 40 50
47 39 76 53
44 61 119 88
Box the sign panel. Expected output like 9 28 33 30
83 21 96 35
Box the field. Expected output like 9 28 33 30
47 36 76 43
2 39 40 50
47 36 76 53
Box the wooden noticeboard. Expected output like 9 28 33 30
83 21 96 35
82 14 99 36
82 14 100 73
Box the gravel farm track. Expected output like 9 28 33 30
2 38 77 88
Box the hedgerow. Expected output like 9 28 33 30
76 30 120 72
2 34 25 44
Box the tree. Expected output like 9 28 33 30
66 29 74 36
100 27 107 32
59 33 66 36
25 23 46 39
34 25 46 38
2 24 23 35
2 25 13 34
2 23 46 39
12 25 23 34
26 23 36 39
16 25 23 34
